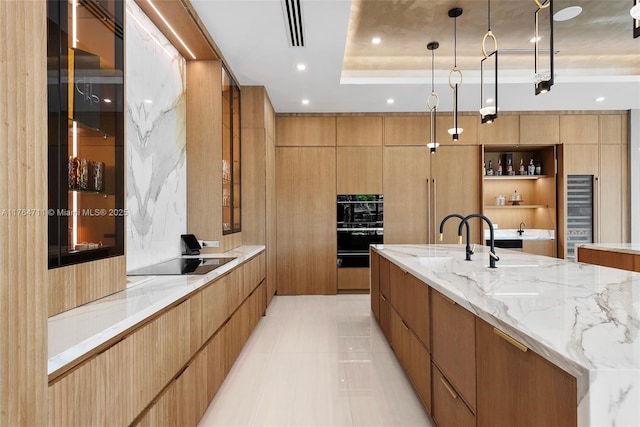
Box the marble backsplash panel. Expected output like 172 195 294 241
125 1 186 271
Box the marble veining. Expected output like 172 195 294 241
48 246 265 378
125 1 187 272
372 244 640 426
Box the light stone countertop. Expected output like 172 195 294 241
372 243 640 427
483 228 555 241
48 245 265 379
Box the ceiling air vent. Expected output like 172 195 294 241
282 0 305 47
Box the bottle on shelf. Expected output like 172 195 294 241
519 158 526 175
528 159 535 175
487 159 494 176
506 158 513 175
535 159 542 175
497 158 503 176
483 161 486 176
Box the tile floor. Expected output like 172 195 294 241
198 294 434 427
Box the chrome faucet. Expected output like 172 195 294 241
518 221 525 236
459 214 500 268
439 214 473 260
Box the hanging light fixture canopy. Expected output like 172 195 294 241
427 41 440 153
480 0 498 124
533 0 554 95
448 7 463 141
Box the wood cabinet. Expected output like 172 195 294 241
337 146 383 194
578 246 640 272
431 290 476 411
476 319 577 427
49 255 266 426
337 268 369 292
560 115 599 145
276 147 336 294
337 116 383 146
433 145 483 244
599 144 628 243
383 115 428 146
519 114 559 145
477 114 519 145
432 365 475 427
383 146 430 243
370 250 380 320
276 116 336 146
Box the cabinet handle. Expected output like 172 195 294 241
493 328 528 352
401 319 409 331
595 176 601 242
440 376 458 399
427 178 431 244
381 295 387 302
440 293 456 305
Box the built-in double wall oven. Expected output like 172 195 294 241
337 195 383 268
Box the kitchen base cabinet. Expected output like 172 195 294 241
49 254 266 427
476 319 577 427
432 365 475 427
370 250 380 320
379 293 391 342
431 290 476 411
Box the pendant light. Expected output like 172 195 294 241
480 0 498 124
533 0 554 95
427 41 440 154
448 8 463 141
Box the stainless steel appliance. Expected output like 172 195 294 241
566 175 594 260
128 257 236 276
337 194 383 268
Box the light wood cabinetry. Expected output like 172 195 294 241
276 147 336 294
599 144 628 243
519 114 559 145
337 146 383 194
477 114 519 145
384 115 428 145
242 86 277 305
383 146 430 243
337 116 383 146
435 114 479 146
49 255 266 426
431 290 476 411
560 115 599 144
476 319 577 427
337 268 370 291
600 114 627 144
432 365 475 427
276 116 336 146
433 145 483 244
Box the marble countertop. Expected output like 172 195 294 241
578 243 640 256
484 228 555 241
372 244 640 427
48 245 265 379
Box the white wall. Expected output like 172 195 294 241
631 109 639 244
125 0 187 271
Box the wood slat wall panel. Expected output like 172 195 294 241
0 1 48 424
48 255 126 316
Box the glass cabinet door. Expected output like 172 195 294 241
47 0 125 268
222 65 241 234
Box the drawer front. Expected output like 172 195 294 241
433 365 475 427
431 290 476 410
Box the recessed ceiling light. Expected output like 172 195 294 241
554 6 582 22
372 37 381 45
144 99 153 104
296 63 306 71
103 98 112 103
530 36 541 43
486 98 494 104
595 97 605 102
386 98 394 104
301 99 309 105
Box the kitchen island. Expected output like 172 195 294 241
371 244 640 427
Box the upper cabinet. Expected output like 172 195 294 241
519 114 559 145
477 114 519 145
276 116 336 146
47 0 125 268
222 66 241 234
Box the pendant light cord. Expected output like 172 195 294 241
488 0 491 31
431 49 435 92
453 17 457 67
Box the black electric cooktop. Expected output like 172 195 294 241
128 257 236 276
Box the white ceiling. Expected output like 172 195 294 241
191 0 640 114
